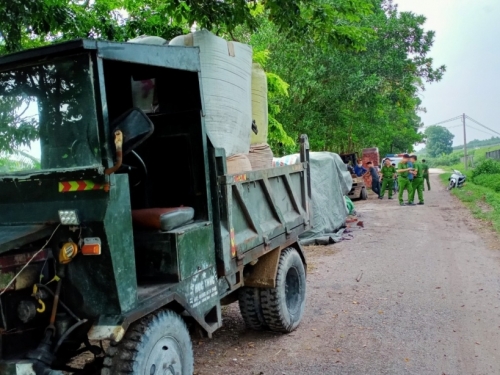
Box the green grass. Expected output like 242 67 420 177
440 173 500 233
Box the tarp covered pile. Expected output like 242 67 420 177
273 152 353 245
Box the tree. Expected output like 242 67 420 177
425 125 454 157
0 0 375 55
240 0 444 155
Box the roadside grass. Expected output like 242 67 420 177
440 173 500 233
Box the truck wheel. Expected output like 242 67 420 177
238 287 267 330
260 248 306 333
360 188 368 200
102 310 193 375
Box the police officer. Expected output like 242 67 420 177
409 155 424 205
396 154 415 206
379 158 397 199
422 159 430 191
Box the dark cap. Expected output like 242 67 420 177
402 153 410 158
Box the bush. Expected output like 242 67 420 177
472 159 500 178
473 173 500 192
425 153 461 167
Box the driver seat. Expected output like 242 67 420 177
132 207 195 231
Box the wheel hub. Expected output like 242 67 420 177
285 266 301 315
145 336 183 375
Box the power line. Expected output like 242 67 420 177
465 115 500 136
423 115 462 128
465 125 499 138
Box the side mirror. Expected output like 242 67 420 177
111 108 154 155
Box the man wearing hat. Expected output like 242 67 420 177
422 159 430 191
396 154 415 206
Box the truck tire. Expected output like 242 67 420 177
260 248 306 333
360 188 368 200
238 287 267 330
102 310 193 375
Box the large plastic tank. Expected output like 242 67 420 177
250 63 268 145
170 30 252 157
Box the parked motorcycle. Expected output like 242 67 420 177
447 169 466 190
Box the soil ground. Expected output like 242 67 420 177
192 170 500 375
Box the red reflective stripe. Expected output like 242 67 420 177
61 181 71 192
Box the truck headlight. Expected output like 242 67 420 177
58 210 80 225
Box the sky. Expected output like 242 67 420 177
395 0 500 147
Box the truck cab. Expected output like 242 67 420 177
0 39 310 375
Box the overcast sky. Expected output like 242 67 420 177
395 0 500 147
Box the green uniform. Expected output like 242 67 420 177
380 165 396 198
410 162 424 204
397 162 413 204
422 163 430 190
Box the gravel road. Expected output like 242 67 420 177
193 171 500 375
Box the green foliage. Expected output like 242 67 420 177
471 159 500 178
0 0 444 160
473 174 500 193
452 136 500 151
0 150 41 173
240 0 444 155
425 125 454 157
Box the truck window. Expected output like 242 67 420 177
0 54 101 174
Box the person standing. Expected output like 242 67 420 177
409 155 424 205
422 159 430 191
379 158 397 199
396 154 415 206
367 161 381 196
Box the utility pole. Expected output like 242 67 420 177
463 113 468 170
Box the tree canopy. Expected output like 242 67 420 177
425 125 454 157
0 0 445 158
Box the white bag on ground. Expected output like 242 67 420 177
247 143 273 170
170 30 252 157
250 63 268 145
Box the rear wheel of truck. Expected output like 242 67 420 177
102 310 193 375
238 287 267 330
260 248 306 333
360 188 368 200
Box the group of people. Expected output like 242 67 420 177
354 155 430 206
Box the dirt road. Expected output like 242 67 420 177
193 171 500 375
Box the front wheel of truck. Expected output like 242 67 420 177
260 248 306 333
102 310 193 375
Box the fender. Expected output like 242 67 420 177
243 240 307 289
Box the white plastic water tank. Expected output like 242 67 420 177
170 30 252 157
250 63 268 145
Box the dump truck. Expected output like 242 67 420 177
0 39 311 374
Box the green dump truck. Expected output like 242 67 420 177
0 40 311 374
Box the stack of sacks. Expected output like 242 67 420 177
226 154 252 175
248 143 273 170
170 30 253 162
247 63 273 170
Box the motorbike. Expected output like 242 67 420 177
447 169 466 190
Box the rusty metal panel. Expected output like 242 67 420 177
243 247 281 288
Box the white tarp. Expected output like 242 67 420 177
273 152 353 245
